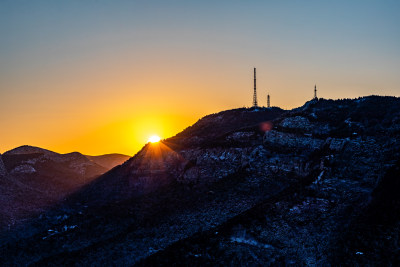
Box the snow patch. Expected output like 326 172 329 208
231 236 272 249
313 170 325 184
11 164 36 174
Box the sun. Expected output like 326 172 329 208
148 135 161 143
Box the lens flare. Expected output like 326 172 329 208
148 135 161 143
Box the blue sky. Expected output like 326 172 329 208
0 0 399 154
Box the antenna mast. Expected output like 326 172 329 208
253 68 258 107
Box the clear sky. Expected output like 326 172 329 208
1 0 399 155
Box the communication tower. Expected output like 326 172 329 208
314 84 317 99
253 68 258 107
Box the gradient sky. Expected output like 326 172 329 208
1 0 399 155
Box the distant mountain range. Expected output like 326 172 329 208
86 154 131 170
0 146 129 229
1 96 400 266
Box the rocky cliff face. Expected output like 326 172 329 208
1 96 400 266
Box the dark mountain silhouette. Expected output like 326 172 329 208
1 96 400 266
0 146 128 230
